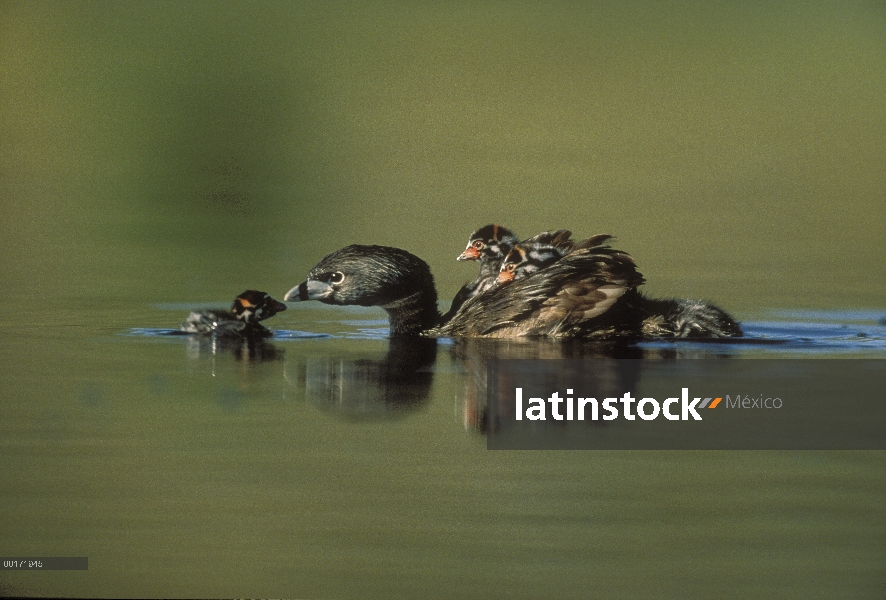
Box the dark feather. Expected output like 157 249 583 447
573 234 614 250
432 246 645 338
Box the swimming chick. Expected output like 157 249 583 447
181 290 287 338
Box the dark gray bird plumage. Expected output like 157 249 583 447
285 241 743 339
286 245 440 335
181 290 287 337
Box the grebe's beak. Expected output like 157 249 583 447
457 246 481 261
284 280 332 302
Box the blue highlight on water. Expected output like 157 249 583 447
126 308 886 354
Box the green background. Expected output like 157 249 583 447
2 1 884 311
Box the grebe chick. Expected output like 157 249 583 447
447 226 576 321
498 233 611 283
444 224 519 321
181 290 287 338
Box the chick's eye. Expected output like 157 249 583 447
329 272 345 284
472 240 485 249
506 264 516 272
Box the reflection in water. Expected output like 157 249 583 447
185 333 285 364
284 338 439 419
451 339 740 433
275 332 754 426
138 315 886 430
128 327 289 366
452 339 643 432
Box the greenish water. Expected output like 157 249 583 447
2 307 886 598
1 2 885 598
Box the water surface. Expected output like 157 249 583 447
2 301 885 598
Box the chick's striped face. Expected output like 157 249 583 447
497 244 562 283
231 291 287 323
458 224 518 262
497 247 525 283
459 238 486 261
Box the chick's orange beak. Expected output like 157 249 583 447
497 270 515 283
457 246 481 261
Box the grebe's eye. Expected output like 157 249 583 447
506 263 516 272
472 240 485 249
329 272 345 284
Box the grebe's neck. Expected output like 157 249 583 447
381 286 440 336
